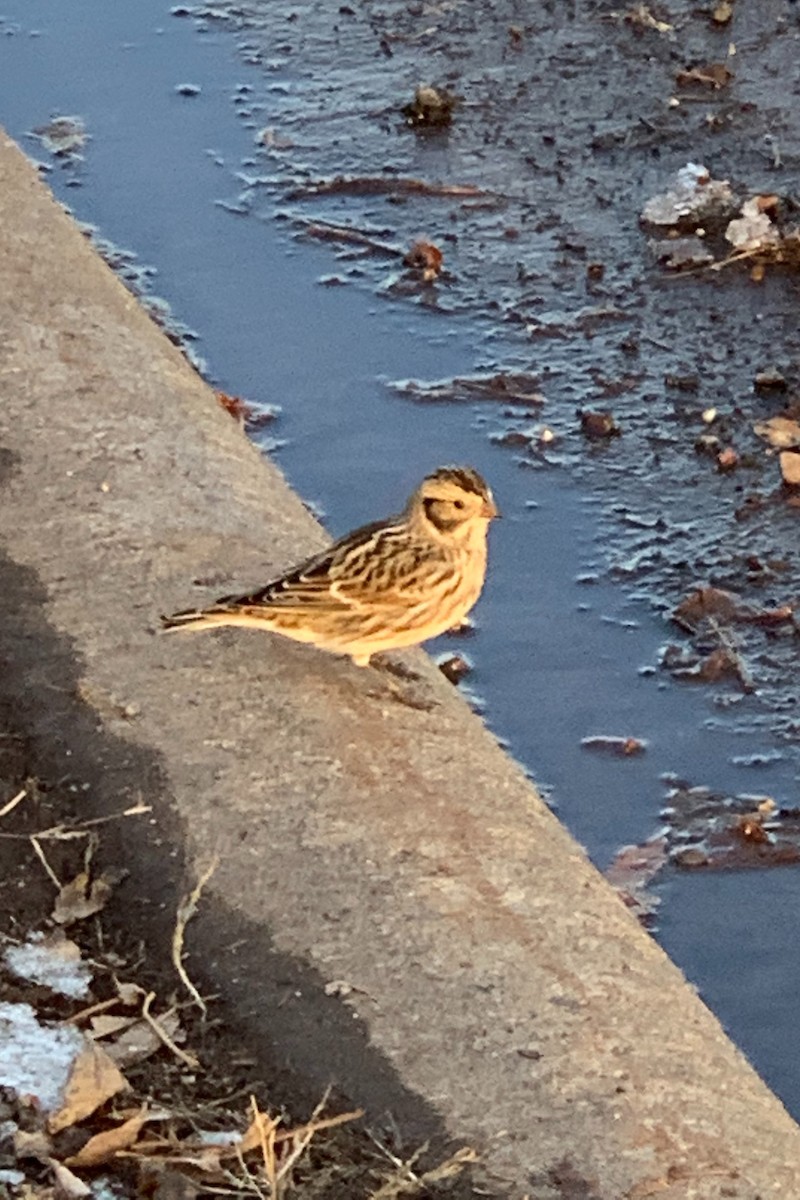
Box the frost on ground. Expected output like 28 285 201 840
5 933 93 1000
0 1002 84 1113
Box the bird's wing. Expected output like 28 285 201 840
216 519 443 613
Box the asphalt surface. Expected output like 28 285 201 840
2 128 800 1199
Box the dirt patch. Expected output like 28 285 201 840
0 715 483 1200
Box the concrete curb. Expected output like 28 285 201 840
1 129 798 1198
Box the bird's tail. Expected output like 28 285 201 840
160 606 238 633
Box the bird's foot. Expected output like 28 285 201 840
371 654 426 683
366 655 437 711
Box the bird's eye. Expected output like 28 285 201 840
453 499 465 509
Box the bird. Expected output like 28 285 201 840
161 466 498 668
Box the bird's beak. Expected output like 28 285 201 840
482 497 501 519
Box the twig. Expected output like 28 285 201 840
286 175 492 201
274 1087 329 1188
367 1143 478 1199
273 1105 363 1147
708 617 755 693
296 218 400 258
29 835 62 888
64 995 127 1025
246 1096 279 1197
709 246 763 272
0 788 26 818
172 856 219 1015
141 991 200 1070
0 802 152 842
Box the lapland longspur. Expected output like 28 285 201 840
162 466 498 666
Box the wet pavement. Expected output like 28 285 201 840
2 0 800 1113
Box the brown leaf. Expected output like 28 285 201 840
696 647 741 682
65 1108 148 1168
52 871 115 925
49 1160 91 1199
104 1012 184 1068
116 981 141 1006
673 585 740 627
403 239 444 281
138 1164 200 1200
215 390 252 423
753 416 800 450
48 1043 129 1134
14 1128 54 1162
89 1014 139 1040
717 446 738 471
676 62 733 89
402 84 457 128
579 410 620 439
735 815 770 844
779 450 800 487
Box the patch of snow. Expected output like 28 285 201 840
641 163 734 227
4 932 92 999
0 1169 26 1185
0 1001 84 1112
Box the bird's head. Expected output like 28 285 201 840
409 466 499 541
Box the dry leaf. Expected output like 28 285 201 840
138 1165 200 1200
753 416 800 449
674 585 740 626
52 871 115 925
105 1012 184 1068
89 1014 139 1040
49 1160 91 1199
403 239 444 281
402 84 457 128
215 391 251 422
48 1042 128 1133
676 62 733 89
127 1145 231 1184
780 450 800 486
116 981 141 1006
65 1107 149 1168
580 410 620 439
14 1128 54 1162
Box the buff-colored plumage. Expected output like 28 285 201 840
162 466 498 667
